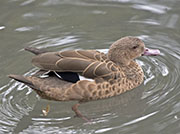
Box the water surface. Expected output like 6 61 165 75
0 0 180 133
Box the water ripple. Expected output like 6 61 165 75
15 27 34 32
20 0 35 6
1 33 180 133
132 4 170 14
28 35 79 49
0 26 5 30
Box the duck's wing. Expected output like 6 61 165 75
8 73 99 101
32 50 119 79
8 73 119 101
8 74 75 101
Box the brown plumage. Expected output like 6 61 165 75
8 36 160 121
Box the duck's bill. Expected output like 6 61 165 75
142 48 160 56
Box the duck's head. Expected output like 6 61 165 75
108 36 160 66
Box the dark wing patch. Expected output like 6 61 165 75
56 72 80 83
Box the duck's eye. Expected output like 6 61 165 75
132 45 138 49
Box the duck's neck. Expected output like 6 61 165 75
120 60 144 88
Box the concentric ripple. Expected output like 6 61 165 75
0 69 37 133
0 35 180 133
0 0 180 133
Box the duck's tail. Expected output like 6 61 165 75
24 47 48 55
8 74 35 89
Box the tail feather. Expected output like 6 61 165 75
25 47 48 55
8 74 35 88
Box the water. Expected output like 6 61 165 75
0 0 180 133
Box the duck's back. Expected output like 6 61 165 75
31 50 119 79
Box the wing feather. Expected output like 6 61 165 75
31 50 119 79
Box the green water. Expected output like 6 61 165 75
0 0 180 133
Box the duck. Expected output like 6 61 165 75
8 36 160 121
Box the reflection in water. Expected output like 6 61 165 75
129 19 160 26
95 111 158 133
0 26 5 30
15 27 35 32
132 4 170 14
0 0 180 133
20 0 36 6
28 35 79 49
